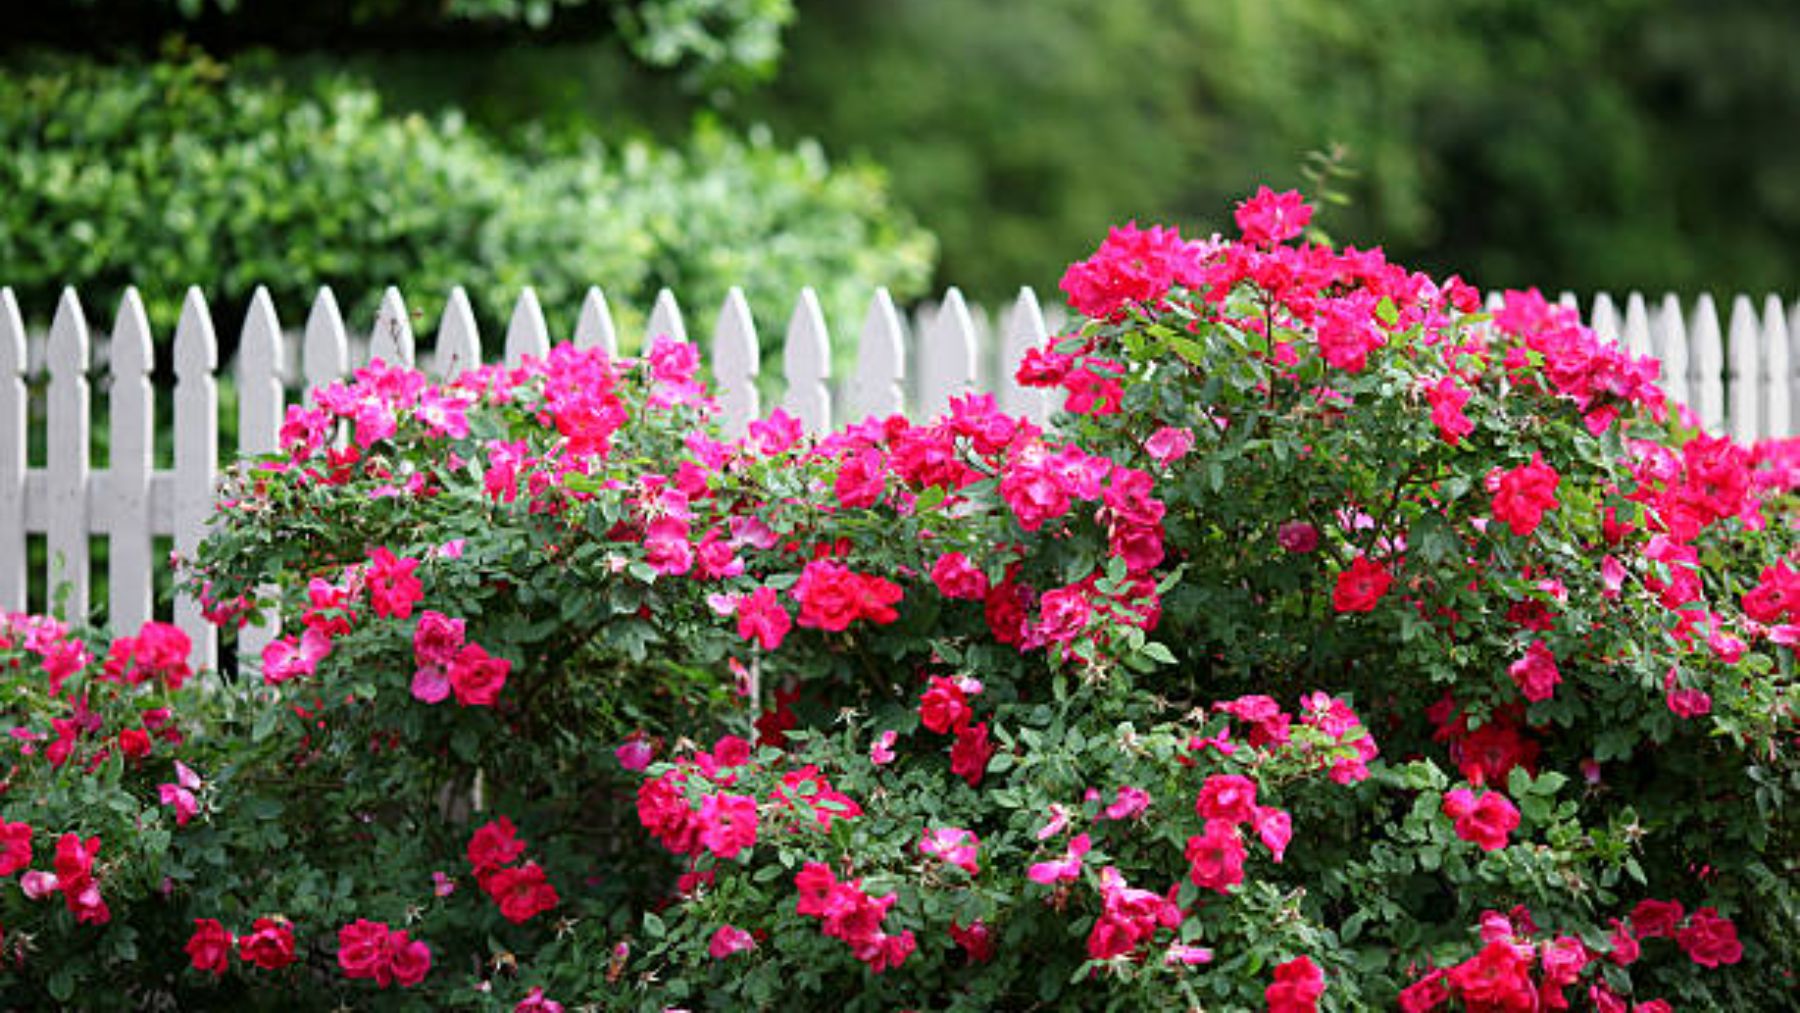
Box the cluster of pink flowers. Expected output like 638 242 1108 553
467 817 560 924
1428 697 1541 788
636 735 863 868
337 918 431 989
410 609 510 707
13 830 110 925
793 862 916 972
1185 774 1290 893
916 675 997 787
1487 454 1562 538
1399 901 1734 1012
99 620 192 691
1206 692 1380 787
184 916 297 975
1266 955 1326 1013
1085 865 1184 961
917 827 981 876
1440 788 1521 852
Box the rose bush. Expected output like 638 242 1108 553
0 188 1791 1009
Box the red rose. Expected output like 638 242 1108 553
338 919 393 985
449 642 509 707
949 721 996 787
467 817 526 880
118 728 153 761
1677 907 1743 968
1195 774 1258 824
1629 898 1684 939
919 676 972 734
1333 556 1391 613
1488 453 1561 537
237 917 297 970
1265 955 1325 1013
486 862 560 924
387 930 431 987
185 918 234 976
0 821 32 876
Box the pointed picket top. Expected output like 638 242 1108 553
574 287 619 357
433 287 482 380
781 287 832 434
1687 293 1725 432
919 287 979 419
303 287 350 397
711 287 760 438
998 287 1052 425
1727 295 1763 444
108 289 156 634
1483 290 1507 313
1789 299 1800 439
844 288 907 422
238 287 285 455
503 288 551 368
369 286 415 367
1557 292 1580 313
1589 292 1620 346
173 287 219 673
0 289 25 611
1622 292 1653 361
1654 293 1691 410
1760 295 1792 439
646 288 688 346
45 288 92 621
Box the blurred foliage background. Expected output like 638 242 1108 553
5 0 1800 345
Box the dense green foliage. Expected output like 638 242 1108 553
0 52 931 347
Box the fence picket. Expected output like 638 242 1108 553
369 286 415 367
998 287 1051 425
303 288 350 397
1761 295 1791 440
46 289 91 621
1790 299 1800 439
433 288 482 380
1727 295 1763 445
712 288 759 438
1590 292 1620 345
0 291 23 611
505 288 551 367
1622 293 1652 361
782 288 832 434
574 287 619 357
1688 294 1725 432
919 288 978 419
236 288 285 665
646 288 687 346
1655 294 1691 410
106 290 156 634
173 288 219 672
844 288 906 423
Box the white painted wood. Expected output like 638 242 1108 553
45 289 91 621
238 288 285 455
646 288 688 347
1789 299 1800 439
844 288 906 422
236 288 284 664
368 286 415 367
504 288 551 367
0 290 27 611
1761 295 1792 439
573 287 619 357
1727 295 1763 445
303 288 350 397
919 287 979 419
781 287 832 434
1622 292 1653 361
1688 294 1725 432
1589 292 1620 346
173 288 218 672
998 287 1052 425
1557 292 1580 313
711 288 759 438
107 290 155 634
1655 294 1691 411
433 287 482 380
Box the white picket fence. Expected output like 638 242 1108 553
1 282 1798 673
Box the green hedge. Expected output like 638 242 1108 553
0 52 935 349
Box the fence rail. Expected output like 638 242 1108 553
2 282 1798 672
